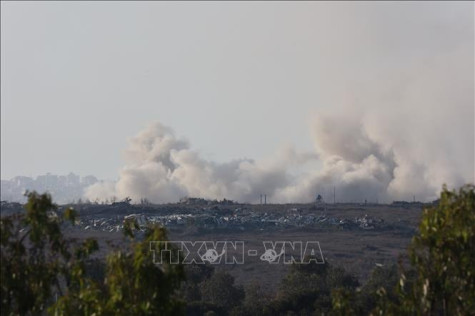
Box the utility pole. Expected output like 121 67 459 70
264 194 267 205
333 186 336 204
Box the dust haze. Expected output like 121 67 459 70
86 42 474 204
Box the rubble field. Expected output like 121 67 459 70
1 200 424 287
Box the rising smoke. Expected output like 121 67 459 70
85 122 316 204
85 43 474 204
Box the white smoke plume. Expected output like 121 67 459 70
85 42 473 204
85 122 318 204
276 43 473 203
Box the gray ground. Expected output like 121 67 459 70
10 201 423 289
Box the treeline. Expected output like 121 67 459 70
178 258 397 315
1 185 474 315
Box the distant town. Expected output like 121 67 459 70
0 173 99 203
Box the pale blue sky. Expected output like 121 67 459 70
1 2 473 180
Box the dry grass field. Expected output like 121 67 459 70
59 202 423 290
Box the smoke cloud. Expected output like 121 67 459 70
85 122 316 203
85 42 473 204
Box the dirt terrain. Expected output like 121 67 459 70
4 201 423 289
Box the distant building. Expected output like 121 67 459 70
316 194 323 204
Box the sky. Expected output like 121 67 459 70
1 2 474 203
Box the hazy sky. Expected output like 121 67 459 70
1 1 473 181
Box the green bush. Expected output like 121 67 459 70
1 192 185 316
393 184 475 315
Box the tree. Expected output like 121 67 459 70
272 258 359 315
200 271 245 310
241 281 272 316
371 184 475 316
0 192 79 315
322 185 475 316
367 264 400 310
1 191 185 316
398 184 475 315
51 222 185 315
